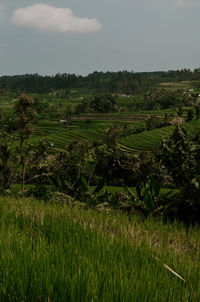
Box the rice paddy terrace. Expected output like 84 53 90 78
1 92 200 153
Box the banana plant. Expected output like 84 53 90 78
136 174 160 212
73 176 107 206
125 174 161 215
48 174 107 206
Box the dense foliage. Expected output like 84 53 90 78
1 70 200 224
75 94 118 113
1 68 200 94
1 93 200 223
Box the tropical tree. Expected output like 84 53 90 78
158 125 196 186
0 110 4 137
187 109 193 122
195 106 200 120
14 94 36 195
0 143 14 189
177 107 183 117
64 105 73 129
75 94 118 114
103 124 122 151
51 139 92 189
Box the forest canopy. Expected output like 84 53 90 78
1 69 200 94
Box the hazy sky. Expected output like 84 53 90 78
0 0 200 75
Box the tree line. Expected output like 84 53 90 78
1 69 200 95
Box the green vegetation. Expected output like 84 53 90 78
1 70 200 300
0 76 200 217
0 197 199 301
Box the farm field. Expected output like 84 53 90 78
120 120 200 151
1 91 199 152
5 116 200 153
0 197 199 301
158 80 200 91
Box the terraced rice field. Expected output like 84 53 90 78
2 93 200 153
120 120 200 152
33 119 113 149
21 117 200 152
120 126 175 151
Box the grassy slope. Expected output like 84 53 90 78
120 120 200 151
0 197 199 301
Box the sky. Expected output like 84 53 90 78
0 0 200 75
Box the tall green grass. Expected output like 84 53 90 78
0 197 199 301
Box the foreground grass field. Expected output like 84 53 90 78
0 197 199 301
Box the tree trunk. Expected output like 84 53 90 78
20 138 25 196
22 162 26 196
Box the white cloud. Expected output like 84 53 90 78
11 4 102 33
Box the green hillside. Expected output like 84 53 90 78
121 120 200 151
0 197 199 301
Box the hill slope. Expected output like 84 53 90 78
0 197 199 301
